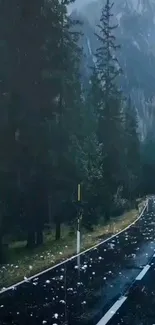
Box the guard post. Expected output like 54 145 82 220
77 184 82 271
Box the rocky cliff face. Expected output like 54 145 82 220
71 0 155 139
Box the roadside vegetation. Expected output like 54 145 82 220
0 199 145 290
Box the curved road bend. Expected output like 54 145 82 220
0 198 155 325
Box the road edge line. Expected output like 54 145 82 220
136 264 150 280
0 201 147 294
96 296 127 325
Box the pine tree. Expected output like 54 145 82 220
0 0 85 248
141 130 155 195
124 97 141 204
45 0 84 239
79 69 104 226
94 0 123 220
95 0 121 107
0 0 53 248
70 85 103 228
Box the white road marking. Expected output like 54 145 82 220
136 264 150 280
0 202 147 294
96 296 127 325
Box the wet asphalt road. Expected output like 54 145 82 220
0 198 155 325
107 255 155 325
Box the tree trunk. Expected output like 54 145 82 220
36 229 43 246
135 200 138 210
69 224 75 236
55 220 61 240
26 230 35 248
130 199 135 209
48 196 52 225
0 235 3 264
104 210 110 222
104 200 111 222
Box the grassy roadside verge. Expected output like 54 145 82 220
0 199 145 290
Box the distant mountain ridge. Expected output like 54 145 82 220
71 0 155 139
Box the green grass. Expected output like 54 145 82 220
0 199 145 290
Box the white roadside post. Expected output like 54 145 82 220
77 184 81 271
147 196 149 213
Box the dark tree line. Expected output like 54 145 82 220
0 0 150 262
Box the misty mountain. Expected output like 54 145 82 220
71 0 155 139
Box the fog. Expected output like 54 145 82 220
68 0 96 12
